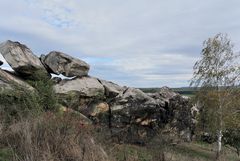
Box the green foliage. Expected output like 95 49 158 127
0 88 42 122
223 128 240 156
27 78 58 111
191 33 239 88
190 33 240 158
0 73 58 122
23 69 50 81
0 148 12 161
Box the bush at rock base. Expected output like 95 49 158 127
0 112 110 161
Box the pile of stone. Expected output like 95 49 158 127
0 40 197 143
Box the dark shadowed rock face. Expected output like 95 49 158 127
0 68 34 92
40 51 90 77
100 87 195 144
100 87 166 143
0 40 48 78
168 95 193 141
0 60 3 66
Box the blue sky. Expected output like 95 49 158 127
1 0 240 87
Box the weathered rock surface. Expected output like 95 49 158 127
0 60 3 66
54 76 104 97
147 86 177 104
0 69 34 92
40 51 90 77
88 102 109 117
146 87 195 141
99 79 126 98
54 76 105 112
0 40 48 78
102 87 165 143
168 95 193 141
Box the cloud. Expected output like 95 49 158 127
1 0 240 87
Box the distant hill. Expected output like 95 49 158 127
139 87 199 97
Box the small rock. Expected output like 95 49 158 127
89 102 109 116
51 77 62 84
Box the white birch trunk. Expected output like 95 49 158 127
217 130 222 154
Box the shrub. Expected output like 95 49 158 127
26 71 58 111
0 112 110 161
0 73 58 122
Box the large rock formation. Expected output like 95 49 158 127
0 40 48 79
40 51 90 77
0 40 195 144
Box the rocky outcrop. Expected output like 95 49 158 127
0 40 48 79
0 40 195 144
0 60 3 66
40 51 90 77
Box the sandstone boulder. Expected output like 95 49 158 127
54 76 105 112
40 51 90 77
0 40 48 79
54 76 104 97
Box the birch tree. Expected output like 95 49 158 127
190 33 240 160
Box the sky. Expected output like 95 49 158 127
1 0 240 87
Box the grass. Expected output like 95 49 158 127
166 142 240 161
104 141 240 161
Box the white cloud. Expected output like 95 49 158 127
1 0 240 87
